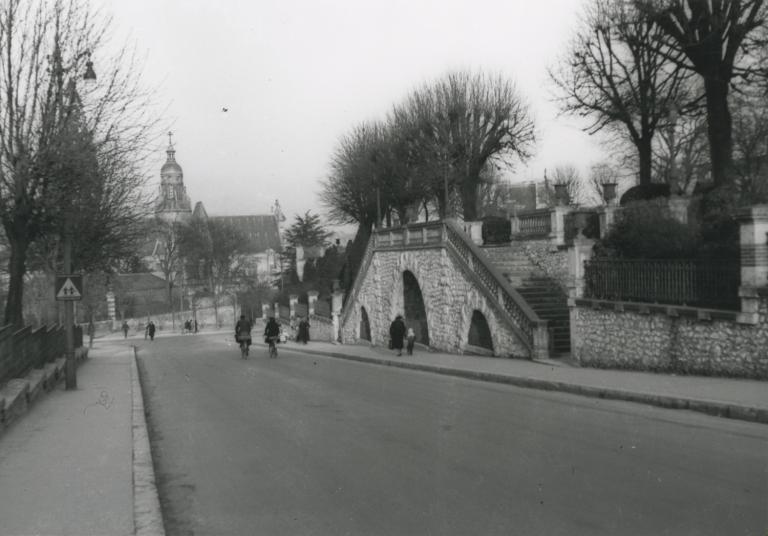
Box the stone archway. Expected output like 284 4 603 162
359 306 371 341
403 270 429 345
468 310 494 352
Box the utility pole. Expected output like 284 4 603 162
64 224 76 390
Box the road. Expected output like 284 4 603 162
136 333 768 536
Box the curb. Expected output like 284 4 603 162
288 347 768 425
130 346 166 536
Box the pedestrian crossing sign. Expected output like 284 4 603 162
55 275 83 301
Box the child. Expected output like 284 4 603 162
406 327 416 355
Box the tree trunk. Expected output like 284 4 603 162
638 137 653 186
460 180 479 221
704 76 733 187
4 233 29 327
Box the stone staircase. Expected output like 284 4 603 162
482 245 571 356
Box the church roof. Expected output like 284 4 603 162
210 214 282 253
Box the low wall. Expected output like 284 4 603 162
570 296 768 379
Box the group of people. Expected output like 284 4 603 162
183 318 198 334
121 320 156 341
234 314 310 351
389 315 416 357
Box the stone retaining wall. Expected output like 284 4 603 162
342 247 529 357
570 297 768 379
517 239 570 291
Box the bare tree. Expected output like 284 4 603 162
404 70 536 220
637 0 768 187
0 0 158 325
652 113 710 194
551 0 693 188
731 90 768 201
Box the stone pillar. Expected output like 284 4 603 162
289 294 298 319
331 290 344 344
568 236 596 299
597 206 619 238
462 221 484 245
550 206 572 246
737 205 768 324
667 195 691 224
262 302 270 319
307 290 319 316
106 291 116 331
274 302 280 320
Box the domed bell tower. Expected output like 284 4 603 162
156 131 192 223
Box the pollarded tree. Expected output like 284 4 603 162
636 0 768 187
551 0 692 188
406 71 536 220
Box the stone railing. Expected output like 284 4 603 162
340 230 378 329
0 324 69 387
352 220 549 357
515 209 552 236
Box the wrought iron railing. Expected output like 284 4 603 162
584 259 741 310
517 209 552 236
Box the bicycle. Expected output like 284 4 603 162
266 335 278 358
237 333 251 359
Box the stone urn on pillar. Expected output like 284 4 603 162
602 183 618 206
261 302 270 319
289 294 298 319
554 183 569 206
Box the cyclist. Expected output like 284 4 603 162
235 314 252 357
264 316 281 358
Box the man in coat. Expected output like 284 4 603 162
389 315 406 356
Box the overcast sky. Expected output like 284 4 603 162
99 0 606 220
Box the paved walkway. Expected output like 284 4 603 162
0 340 162 536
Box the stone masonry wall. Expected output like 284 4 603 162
342 247 530 358
571 298 768 379
517 239 570 291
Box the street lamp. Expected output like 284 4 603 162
64 52 96 390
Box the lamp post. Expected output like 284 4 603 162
63 54 96 390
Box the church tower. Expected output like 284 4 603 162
156 132 192 223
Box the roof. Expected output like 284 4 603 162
210 214 282 253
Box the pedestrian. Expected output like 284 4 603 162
406 326 416 355
297 316 310 344
389 315 406 356
148 321 156 342
87 319 95 348
122 320 129 339
194 319 199 333
184 319 191 334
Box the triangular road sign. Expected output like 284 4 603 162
55 275 83 301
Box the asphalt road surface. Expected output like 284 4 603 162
136 333 768 536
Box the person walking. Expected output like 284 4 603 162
122 321 129 339
389 315 406 356
148 321 156 342
235 314 253 356
87 320 95 348
406 326 416 355
297 316 310 344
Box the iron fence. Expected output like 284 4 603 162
584 258 741 310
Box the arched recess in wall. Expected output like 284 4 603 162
403 270 429 345
468 310 494 352
359 306 371 341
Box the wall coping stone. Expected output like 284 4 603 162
571 297 740 322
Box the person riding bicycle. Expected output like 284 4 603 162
235 314 252 355
264 316 281 351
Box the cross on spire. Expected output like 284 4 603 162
168 131 174 148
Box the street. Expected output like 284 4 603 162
137 333 767 536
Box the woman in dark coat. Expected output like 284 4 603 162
297 317 310 344
389 315 406 356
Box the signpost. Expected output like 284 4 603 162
55 273 83 389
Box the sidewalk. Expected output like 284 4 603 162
285 340 768 424
0 340 163 536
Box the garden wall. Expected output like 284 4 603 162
570 294 768 379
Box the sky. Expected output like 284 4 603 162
98 0 606 221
